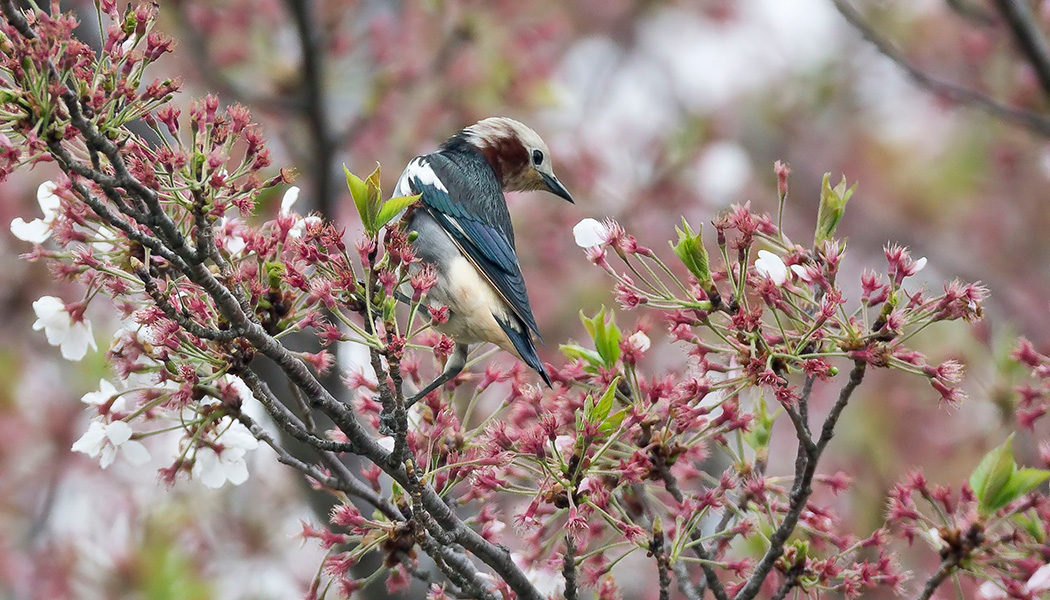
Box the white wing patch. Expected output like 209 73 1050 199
395 156 447 198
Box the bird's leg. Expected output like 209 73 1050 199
406 342 469 408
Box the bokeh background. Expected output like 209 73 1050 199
2 0 1049 597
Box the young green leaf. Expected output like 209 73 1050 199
671 218 712 286
985 468 1050 514
592 377 619 424
814 173 856 246
560 344 604 369
374 194 420 231
580 307 621 367
344 165 372 233
969 435 1017 515
599 408 627 435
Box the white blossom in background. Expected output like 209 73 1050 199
10 181 61 243
512 553 565 599
376 436 395 453
71 420 151 468
217 217 247 256
979 563 1050 599
89 225 117 253
32 295 97 361
191 417 260 488
695 140 753 204
754 250 788 286
572 218 608 248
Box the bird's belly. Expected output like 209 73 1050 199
430 256 519 352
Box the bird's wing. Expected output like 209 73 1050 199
397 154 543 341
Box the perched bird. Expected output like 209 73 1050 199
395 117 573 401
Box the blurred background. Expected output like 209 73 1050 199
2 0 1050 597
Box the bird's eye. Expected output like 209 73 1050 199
532 149 544 165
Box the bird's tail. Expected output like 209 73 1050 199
495 316 552 387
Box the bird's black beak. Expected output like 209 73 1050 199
540 172 574 204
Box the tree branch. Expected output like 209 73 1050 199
733 361 866 600
832 0 1050 137
563 535 579 600
917 556 962 600
993 0 1050 102
285 0 338 218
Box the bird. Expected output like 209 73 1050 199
394 117 573 403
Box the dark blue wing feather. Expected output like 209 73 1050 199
399 152 544 341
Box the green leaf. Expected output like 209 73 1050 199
592 377 619 424
969 434 1019 516
375 194 420 231
364 163 383 226
1013 513 1047 543
344 165 372 234
671 218 711 286
560 343 604 369
814 173 856 246
599 408 627 435
580 307 621 367
985 468 1050 514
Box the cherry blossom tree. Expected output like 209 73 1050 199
4 2 1050 600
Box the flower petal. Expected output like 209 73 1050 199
280 186 301 216
223 456 250 485
59 320 96 361
10 217 51 243
99 444 118 469
104 420 133 445
194 448 227 488
573 218 608 248
1027 563 1050 592
36 181 61 220
120 441 151 466
71 421 107 456
755 250 788 285
81 379 118 405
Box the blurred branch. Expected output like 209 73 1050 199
832 0 1050 137
170 4 298 113
992 0 1050 102
945 0 996 25
286 0 337 219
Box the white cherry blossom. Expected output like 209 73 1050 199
11 181 61 243
32 296 97 361
81 379 126 412
191 417 260 488
71 420 150 468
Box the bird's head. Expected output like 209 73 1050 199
458 117 574 203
